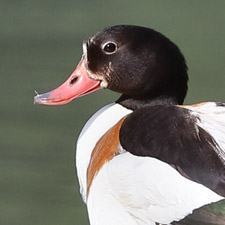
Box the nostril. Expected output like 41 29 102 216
70 76 79 86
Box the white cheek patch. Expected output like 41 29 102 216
100 80 108 88
109 62 113 71
82 42 88 60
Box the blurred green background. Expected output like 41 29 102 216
1 0 225 225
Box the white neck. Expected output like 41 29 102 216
76 103 132 202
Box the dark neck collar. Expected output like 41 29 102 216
116 94 180 110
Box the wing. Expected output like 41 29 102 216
183 102 225 159
172 199 225 225
105 152 223 224
119 103 225 197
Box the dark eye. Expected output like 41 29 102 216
102 42 117 54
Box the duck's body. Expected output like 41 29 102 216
77 102 224 225
34 25 225 225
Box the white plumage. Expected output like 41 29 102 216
76 103 132 202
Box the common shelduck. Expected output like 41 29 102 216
34 25 225 225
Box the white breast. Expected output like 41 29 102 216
76 103 132 202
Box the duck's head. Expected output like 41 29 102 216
34 25 188 109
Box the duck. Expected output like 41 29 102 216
34 25 225 225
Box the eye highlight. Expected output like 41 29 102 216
102 41 117 55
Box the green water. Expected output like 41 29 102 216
1 1 225 224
